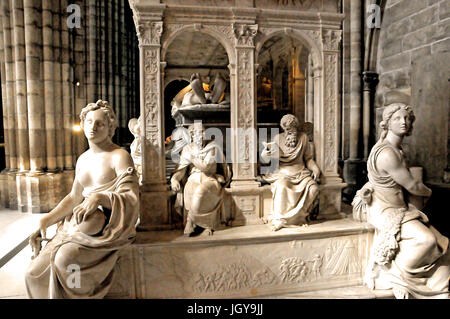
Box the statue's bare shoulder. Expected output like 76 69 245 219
376 146 403 175
110 147 135 175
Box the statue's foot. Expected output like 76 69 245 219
271 224 283 231
203 228 214 236
183 220 195 237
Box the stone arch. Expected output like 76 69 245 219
161 24 236 65
255 28 322 71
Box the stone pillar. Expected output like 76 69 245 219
229 22 263 226
362 71 378 160
131 3 172 230
42 0 56 172
306 54 314 123
343 0 364 198
318 29 347 217
12 0 30 172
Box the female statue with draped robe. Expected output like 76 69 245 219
352 103 449 299
25 100 139 299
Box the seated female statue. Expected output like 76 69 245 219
25 100 139 299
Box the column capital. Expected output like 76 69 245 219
362 71 379 90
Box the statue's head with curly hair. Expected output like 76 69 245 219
80 100 118 138
378 103 415 141
280 114 300 148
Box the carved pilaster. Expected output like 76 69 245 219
138 21 165 187
231 24 258 186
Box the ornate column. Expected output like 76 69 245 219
131 3 171 230
228 22 264 226
318 29 347 217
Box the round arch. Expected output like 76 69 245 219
255 28 322 70
161 25 236 65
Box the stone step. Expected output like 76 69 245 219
107 218 375 299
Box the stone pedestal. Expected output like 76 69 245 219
0 170 74 213
107 219 374 298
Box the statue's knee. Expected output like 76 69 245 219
311 184 319 197
54 243 78 272
276 179 290 188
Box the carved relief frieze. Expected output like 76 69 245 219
323 54 337 172
322 29 342 51
192 262 277 293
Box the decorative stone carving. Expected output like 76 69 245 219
322 29 342 51
25 100 139 299
233 23 258 47
324 54 338 172
261 114 321 231
143 47 162 180
352 103 450 299
135 21 163 46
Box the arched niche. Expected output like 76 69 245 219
161 29 232 180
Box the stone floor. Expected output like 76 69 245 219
0 208 46 298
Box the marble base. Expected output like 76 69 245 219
106 219 374 298
138 190 173 231
0 170 74 213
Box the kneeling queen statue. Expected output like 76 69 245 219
25 100 139 299
352 102 449 299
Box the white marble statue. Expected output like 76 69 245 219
26 100 139 299
170 122 231 236
171 73 230 109
261 114 320 231
128 116 142 182
352 103 449 299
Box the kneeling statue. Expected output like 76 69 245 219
352 103 449 299
171 122 231 236
26 100 139 299
261 114 320 231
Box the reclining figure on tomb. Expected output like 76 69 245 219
26 100 139 299
352 103 450 299
171 73 230 112
261 114 320 231
170 122 231 236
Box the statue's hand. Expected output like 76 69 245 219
311 168 321 182
29 217 50 259
171 179 181 193
73 194 101 224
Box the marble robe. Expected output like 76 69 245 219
263 132 318 227
25 167 139 299
173 141 231 230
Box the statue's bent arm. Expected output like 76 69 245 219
378 148 431 197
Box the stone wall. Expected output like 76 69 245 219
375 0 449 183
